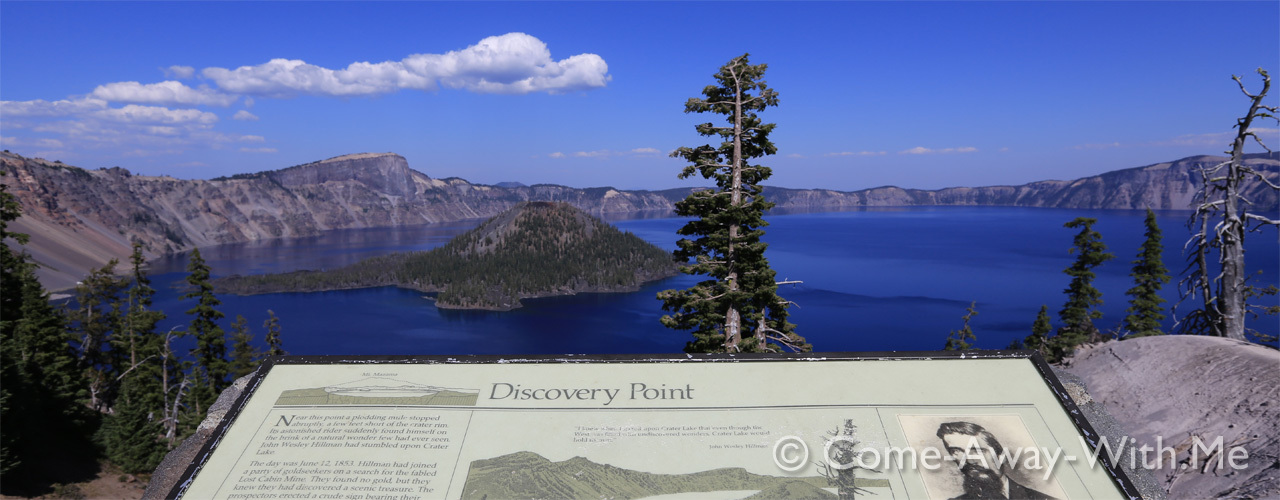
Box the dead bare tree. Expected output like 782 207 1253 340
1178 68 1279 340
160 327 191 448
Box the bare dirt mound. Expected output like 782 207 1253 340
1064 335 1279 499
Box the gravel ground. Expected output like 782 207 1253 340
1064 336 1279 499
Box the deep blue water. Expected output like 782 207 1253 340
141 207 1279 355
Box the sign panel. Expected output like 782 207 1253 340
171 352 1139 499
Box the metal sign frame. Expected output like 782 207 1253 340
167 350 1142 499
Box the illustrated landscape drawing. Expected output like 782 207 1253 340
457 451 889 500
274 377 480 406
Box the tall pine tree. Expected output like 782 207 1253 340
1051 217 1114 361
658 53 809 353
72 260 128 412
100 243 169 474
1124 209 1170 337
263 309 286 356
0 177 97 493
119 243 165 371
183 247 228 412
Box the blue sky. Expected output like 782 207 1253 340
2 2 1277 191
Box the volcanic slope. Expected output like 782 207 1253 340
214 201 678 310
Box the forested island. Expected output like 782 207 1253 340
213 202 679 310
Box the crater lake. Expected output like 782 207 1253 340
136 206 1279 355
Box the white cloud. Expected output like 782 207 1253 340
239 147 277 153
145 126 181 136
3 32 607 159
202 33 609 98
94 104 219 125
1156 127 1279 148
121 148 184 157
164 65 196 79
825 151 886 157
0 97 108 117
786 153 806 158
91 81 238 107
900 146 977 155
1072 128 1280 151
0 136 64 149
5 97 261 157
549 148 663 159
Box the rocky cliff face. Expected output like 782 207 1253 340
3 151 1277 290
0 152 673 289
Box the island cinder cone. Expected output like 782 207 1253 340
214 201 680 311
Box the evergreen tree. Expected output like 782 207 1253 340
228 315 260 379
182 248 228 411
0 178 27 324
1022 305 1053 356
943 302 979 351
98 243 170 471
657 53 809 353
71 260 128 411
0 177 97 492
120 243 165 369
263 309 286 356
1124 209 1171 337
100 373 165 474
1051 217 1114 361
0 177 25 479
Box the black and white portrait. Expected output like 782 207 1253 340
898 415 1065 500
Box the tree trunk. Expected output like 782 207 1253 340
1219 131 1249 340
1193 215 1220 336
1217 72 1271 341
724 66 745 351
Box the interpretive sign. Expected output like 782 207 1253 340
169 352 1141 499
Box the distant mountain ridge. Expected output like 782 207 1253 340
761 152 1279 211
2 150 1276 290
